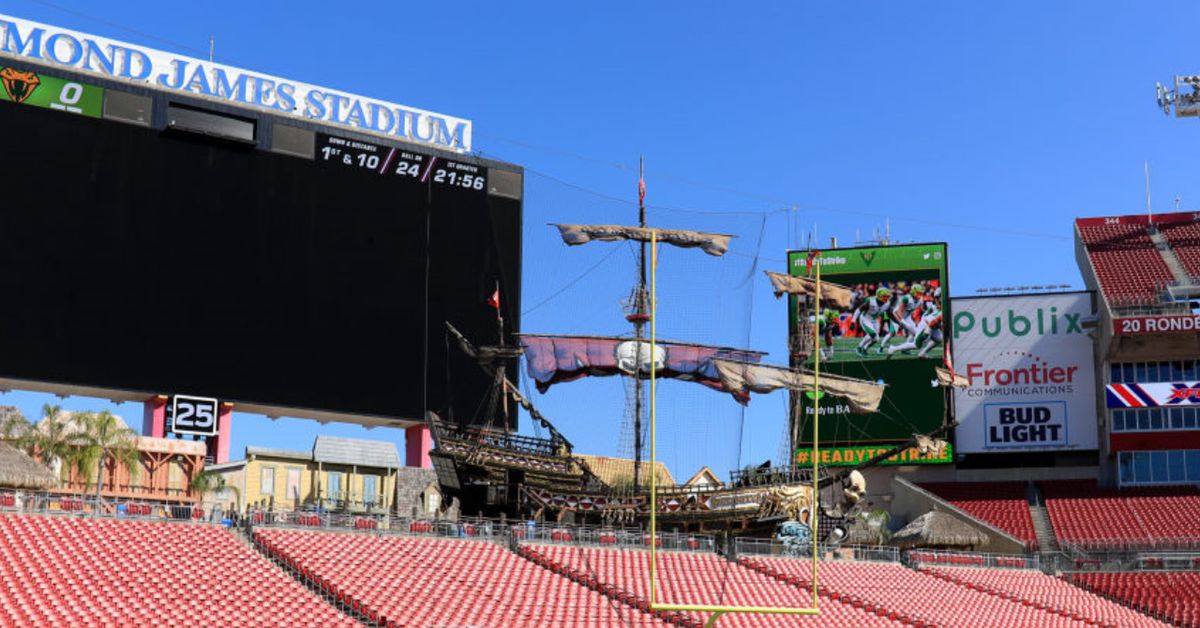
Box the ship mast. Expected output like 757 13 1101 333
631 156 648 492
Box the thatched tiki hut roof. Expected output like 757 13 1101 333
891 510 987 550
0 442 59 490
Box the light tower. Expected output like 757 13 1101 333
1157 76 1200 117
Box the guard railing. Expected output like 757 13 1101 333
0 489 231 524
733 537 900 563
906 548 1039 570
513 522 716 553
246 509 719 552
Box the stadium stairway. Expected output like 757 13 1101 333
1028 484 1060 554
237 525 376 625
1147 226 1193 284
513 544 693 627
1029 505 1059 553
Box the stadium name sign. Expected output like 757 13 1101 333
0 15 472 151
1114 314 1200 335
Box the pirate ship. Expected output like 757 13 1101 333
428 171 960 536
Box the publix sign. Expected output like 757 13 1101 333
951 293 1099 453
0 14 471 151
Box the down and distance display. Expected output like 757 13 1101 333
317 133 486 192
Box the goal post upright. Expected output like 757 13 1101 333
648 232 822 621
810 253 821 607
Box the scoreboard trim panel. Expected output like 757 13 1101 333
0 56 520 179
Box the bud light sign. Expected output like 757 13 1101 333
984 402 1068 447
952 293 1098 453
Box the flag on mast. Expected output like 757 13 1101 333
806 250 821 275
487 285 500 312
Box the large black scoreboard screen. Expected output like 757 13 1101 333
0 62 521 426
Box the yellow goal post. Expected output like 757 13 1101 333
648 232 823 625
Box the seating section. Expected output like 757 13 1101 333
748 556 1091 627
920 482 1037 548
1075 219 1173 305
924 566 1166 627
1160 219 1200 279
524 543 905 627
1041 480 1200 549
1068 572 1200 628
255 528 669 628
0 514 354 627
1 510 1189 627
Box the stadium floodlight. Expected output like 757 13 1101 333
648 233 820 626
1157 82 1173 115
1158 76 1200 118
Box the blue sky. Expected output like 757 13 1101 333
3 1 1199 480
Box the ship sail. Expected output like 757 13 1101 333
934 366 970 389
712 359 886 414
553 223 734 257
764 270 854 309
519 334 766 399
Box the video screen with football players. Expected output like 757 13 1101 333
807 270 945 364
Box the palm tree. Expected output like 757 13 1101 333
191 469 240 510
854 507 893 545
71 410 140 501
0 407 32 443
6 405 79 481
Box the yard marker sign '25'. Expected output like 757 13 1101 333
169 395 219 437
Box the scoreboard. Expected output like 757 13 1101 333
0 59 522 427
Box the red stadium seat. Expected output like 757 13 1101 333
1042 480 1200 550
524 543 907 627
0 514 356 627
924 565 1164 627
255 528 672 627
1075 220 1175 306
1068 571 1200 627
747 555 1163 628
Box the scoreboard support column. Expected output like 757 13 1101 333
206 403 234 464
142 395 233 464
406 425 432 468
142 396 168 438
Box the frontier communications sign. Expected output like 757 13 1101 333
951 293 1099 453
0 15 471 151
